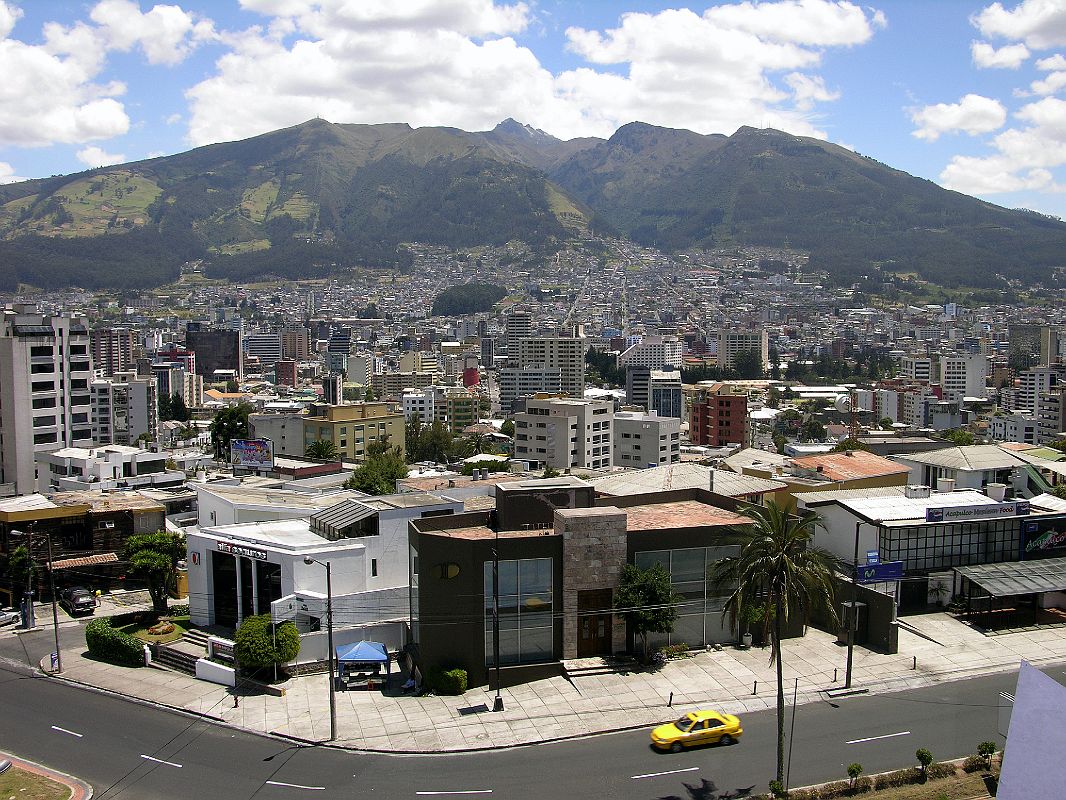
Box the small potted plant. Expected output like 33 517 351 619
739 603 765 648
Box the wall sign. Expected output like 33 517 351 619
925 501 1029 523
216 541 268 560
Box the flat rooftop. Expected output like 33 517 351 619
623 500 751 531
51 490 164 513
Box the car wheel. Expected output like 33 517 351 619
719 734 734 746
670 742 683 753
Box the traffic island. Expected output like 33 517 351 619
0 753 93 800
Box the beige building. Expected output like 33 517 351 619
303 402 405 461
514 395 612 471
517 337 585 399
715 329 768 371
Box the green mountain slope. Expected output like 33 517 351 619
1 118 1064 290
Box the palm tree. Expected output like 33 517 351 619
305 439 338 461
710 499 842 786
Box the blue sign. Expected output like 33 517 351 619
866 550 880 565
856 561 903 583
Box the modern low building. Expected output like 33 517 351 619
612 410 680 468
689 383 748 447
890 445 1030 495
36 445 183 493
302 402 405 462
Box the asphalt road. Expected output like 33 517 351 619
0 649 1056 800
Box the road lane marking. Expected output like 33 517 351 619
50 725 83 738
265 780 325 790
846 731 911 745
140 755 183 768
415 792 493 796
631 767 701 780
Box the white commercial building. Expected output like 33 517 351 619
91 371 158 446
402 389 435 424
0 304 94 495
517 337 585 399
939 353 987 402
900 356 933 383
618 336 683 370
989 413 1039 446
715 329 768 371
613 411 681 468
35 445 183 493
514 396 613 471
498 366 562 413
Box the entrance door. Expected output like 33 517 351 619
577 589 613 657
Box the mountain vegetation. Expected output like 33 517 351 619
2 117 1065 290
431 282 508 316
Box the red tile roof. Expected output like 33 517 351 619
789 450 909 481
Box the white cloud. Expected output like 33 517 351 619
1036 53 1066 70
910 94 1007 141
1028 70 1066 95
187 0 884 145
166 113 182 125
0 1 21 39
0 160 28 183
76 145 126 167
973 0 1066 49
971 40 1029 68
89 0 216 66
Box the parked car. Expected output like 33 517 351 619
59 587 96 616
650 710 743 752
0 607 19 627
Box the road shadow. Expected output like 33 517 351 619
655 778 757 800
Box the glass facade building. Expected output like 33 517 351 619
484 557 554 666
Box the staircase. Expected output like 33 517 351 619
150 630 209 675
561 655 637 679
180 629 210 650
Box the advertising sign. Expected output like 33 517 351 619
855 560 904 583
925 501 1029 523
1022 525 1066 558
230 438 274 469
216 541 268 560
866 550 880 565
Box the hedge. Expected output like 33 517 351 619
85 617 145 667
427 666 468 695
233 614 300 670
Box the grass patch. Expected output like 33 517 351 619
119 614 192 644
0 765 70 800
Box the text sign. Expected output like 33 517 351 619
925 501 1029 523
855 560 904 583
216 541 268 560
866 550 880 565
230 438 274 469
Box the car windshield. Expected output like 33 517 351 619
674 716 695 731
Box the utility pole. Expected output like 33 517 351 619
491 529 503 712
45 532 62 673
844 520 860 689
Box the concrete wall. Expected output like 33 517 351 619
292 621 407 664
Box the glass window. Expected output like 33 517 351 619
671 548 706 583
485 557 553 666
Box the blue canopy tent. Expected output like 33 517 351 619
335 641 390 688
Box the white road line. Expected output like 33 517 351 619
50 725 83 738
140 755 183 768
846 731 911 745
265 780 325 790
415 792 493 796
631 767 701 780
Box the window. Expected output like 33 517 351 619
32 415 55 428
69 345 87 355
485 557 553 666
31 381 52 392
30 345 53 357
34 432 57 445
32 397 56 409
371 558 378 577
30 363 55 374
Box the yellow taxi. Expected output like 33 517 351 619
650 710 743 752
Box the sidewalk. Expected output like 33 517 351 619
1 751 93 799
53 612 1066 753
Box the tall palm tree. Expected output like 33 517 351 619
305 439 338 461
710 499 842 786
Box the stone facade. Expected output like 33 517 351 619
555 506 628 658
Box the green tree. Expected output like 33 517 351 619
305 439 338 461
614 563 680 663
168 392 190 422
123 531 186 614
879 417 895 430
364 387 376 402
1046 437 1066 453
157 391 172 421
345 439 408 495
847 762 863 789
732 348 765 380
233 614 300 673
940 428 975 446
500 419 515 437
710 500 842 786
209 402 252 460
1051 484 1066 500
800 417 826 441
0 544 34 592
830 438 869 453
766 387 781 409
977 741 996 769
542 465 560 478
916 748 933 774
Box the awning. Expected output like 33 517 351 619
336 640 388 663
954 556 1066 597
49 552 119 570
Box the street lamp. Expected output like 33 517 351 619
844 520 861 690
303 555 336 742
12 527 62 673
490 529 503 712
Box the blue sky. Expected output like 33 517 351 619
4 1 1066 218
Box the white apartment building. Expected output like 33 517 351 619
499 367 562 413
91 371 158 446
1036 387 1066 444
939 353 987 402
618 336 683 370
715 329 768 371
402 389 435 424
0 304 94 496
517 337 585 399
35 444 180 493
346 353 374 386
989 413 1039 445
514 396 613 471
613 411 681 468
900 356 933 383
1017 368 1061 414
504 310 532 359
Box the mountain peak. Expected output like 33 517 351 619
493 118 554 140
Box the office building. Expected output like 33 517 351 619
900 356 934 384
186 327 244 382
514 396 613 471
715 329 768 371
613 411 681 468
0 304 94 495
274 360 297 388
281 326 310 361
689 384 748 447
303 403 406 462
625 365 651 410
517 337 585 399
939 353 987 401
504 310 532 360
402 389 435 424
244 332 282 366
322 374 343 405
90 327 136 377
499 367 562 413
649 369 684 419
91 371 158 446
618 336 683 370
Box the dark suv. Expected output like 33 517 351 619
59 587 96 616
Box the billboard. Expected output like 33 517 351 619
230 438 274 469
925 500 1029 523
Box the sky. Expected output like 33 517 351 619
4 0 1066 218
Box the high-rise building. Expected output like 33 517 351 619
402 389 435 424
1036 387 1066 444
186 327 243 382
513 396 613 471
618 336 683 370
649 369 684 419
900 356 933 383
345 353 373 387
715 329 768 372
504 310 532 360
244 332 282 366
625 365 651 410
322 374 343 405
90 327 136 377
1041 326 1066 367
517 337 585 399
281 326 310 361
689 384 748 447
91 371 158 446
939 353 987 401
499 367 562 413
274 360 297 388
0 304 94 495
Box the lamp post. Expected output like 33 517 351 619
844 520 860 690
44 532 62 673
303 556 336 741
12 527 61 672
491 529 503 712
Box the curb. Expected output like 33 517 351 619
1 751 93 799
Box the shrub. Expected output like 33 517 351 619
927 762 956 780
820 780 850 798
168 604 190 616
916 748 934 772
427 666 468 695
873 768 921 790
85 617 145 667
233 615 300 671
962 755 986 773
852 776 873 794
978 740 996 768
767 779 786 798
847 762 863 788
657 643 691 660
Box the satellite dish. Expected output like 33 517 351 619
834 395 852 414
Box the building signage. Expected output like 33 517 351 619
925 501 1029 523
855 560 904 583
230 438 274 469
1023 528 1066 556
866 550 880 565
216 541 268 560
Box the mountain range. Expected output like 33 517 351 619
1 117 1064 291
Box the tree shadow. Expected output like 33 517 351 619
656 778 757 800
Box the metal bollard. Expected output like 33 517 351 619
753 680 757 695
912 656 917 670
668 691 674 707
833 668 838 682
